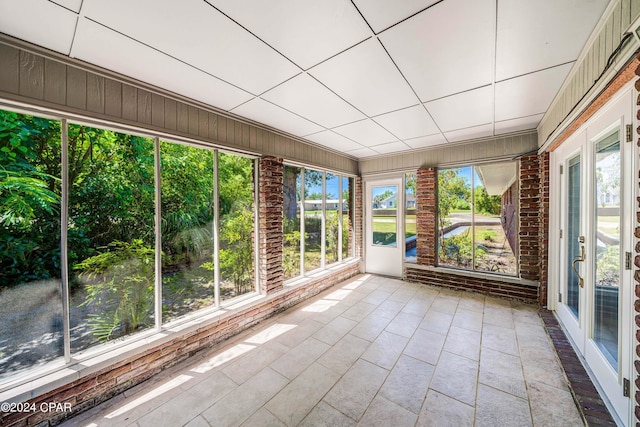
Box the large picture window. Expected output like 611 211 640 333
0 110 63 379
282 166 354 281
437 162 518 275
0 108 258 381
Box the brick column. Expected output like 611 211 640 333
538 152 550 306
634 60 640 426
258 156 284 294
416 167 436 266
354 176 363 259
519 156 541 282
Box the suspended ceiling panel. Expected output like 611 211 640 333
495 63 574 121
495 0 609 81
373 105 440 141
208 0 370 70
0 0 610 159
309 38 418 117
231 98 323 137
352 0 440 33
0 0 77 55
306 130 368 152
333 119 398 147
81 0 300 95
262 73 365 128
425 86 493 132
378 0 495 102
72 19 254 111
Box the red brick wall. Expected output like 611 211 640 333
519 155 541 282
634 62 640 427
405 268 538 302
355 176 363 259
259 156 284 294
538 152 550 307
416 168 436 266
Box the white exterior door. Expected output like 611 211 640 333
365 177 403 277
550 85 634 426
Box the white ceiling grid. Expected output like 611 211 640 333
0 0 610 159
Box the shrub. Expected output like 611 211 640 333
74 240 155 341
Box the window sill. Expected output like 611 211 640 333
404 263 539 287
283 258 360 288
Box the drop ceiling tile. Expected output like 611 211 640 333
370 141 412 154
332 119 397 147
444 124 494 143
404 134 447 149
305 131 363 152
496 0 609 80
309 38 417 117
379 0 494 101
81 0 299 95
50 0 82 12
352 0 440 33
231 98 323 137
71 18 253 111
373 105 439 140
209 0 370 70
495 63 572 122
262 74 365 128
345 147 379 158
425 86 493 132
0 0 77 54
494 114 544 135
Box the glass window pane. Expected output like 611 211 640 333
0 110 63 379
566 155 581 318
283 166 301 280
438 167 472 268
473 165 517 274
594 134 620 368
325 173 339 265
68 124 155 350
342 177 353 259
219 153 255 301
160 141 215 322
304 169 323 272
372 185 397 247
405 172 417 262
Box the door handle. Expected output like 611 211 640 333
571 237 585 288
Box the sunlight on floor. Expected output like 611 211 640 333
104 374 192 419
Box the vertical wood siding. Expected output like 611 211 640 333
358 132 538 174
0 39 358 175
539 0 640 147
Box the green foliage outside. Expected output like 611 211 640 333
1 110 255 344
1 111 62 285
75 240 155 341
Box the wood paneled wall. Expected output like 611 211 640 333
359 132 538 174
0 37 358 175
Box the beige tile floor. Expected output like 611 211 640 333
64 274 584 427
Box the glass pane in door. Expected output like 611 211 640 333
593 133 620 369
372 185 397 247
566 155 581 318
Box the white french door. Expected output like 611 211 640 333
552 86 634 426
364 177 403 277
